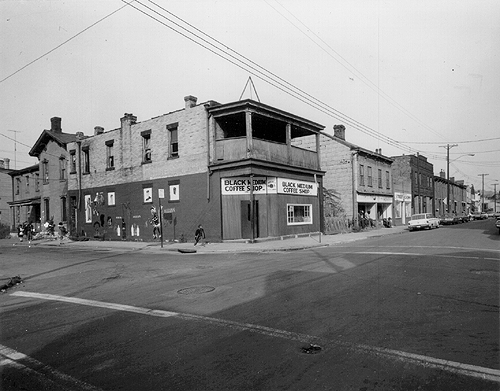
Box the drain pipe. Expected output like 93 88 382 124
205 105 212 201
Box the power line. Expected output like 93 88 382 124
0 1 136 85
400 136 500 144
127 0 422 156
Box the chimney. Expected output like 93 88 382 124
333 124 345 140
76 132 85 140
120 113 137 132
51 117 62 133
184 95 198 109
2 158 10 169
94 126 104 135
440 169 445 178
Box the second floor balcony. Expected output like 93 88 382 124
209 99 323 171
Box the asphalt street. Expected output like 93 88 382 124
1 219 499 390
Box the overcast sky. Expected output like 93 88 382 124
1 0 499 192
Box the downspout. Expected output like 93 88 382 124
77 139 82 236
205 106 212 201
351 150 359 230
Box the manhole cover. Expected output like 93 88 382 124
177 286 215 295
301 344 322 354
470 269 498 276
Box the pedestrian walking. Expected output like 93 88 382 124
194 224 205 246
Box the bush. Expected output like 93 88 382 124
0 222 11 239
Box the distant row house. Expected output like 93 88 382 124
4 95 474 240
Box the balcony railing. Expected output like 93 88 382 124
215 138 319 170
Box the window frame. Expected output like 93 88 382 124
105 140 115 170
367 166 373 187
82 147 90 174
141 130 152 164
359 164 365 186
167 123 179 159
386 170 390 189
42 159 49 184
69 150 77 174
59 156 66 180
286 204 313 225
378 168 382 188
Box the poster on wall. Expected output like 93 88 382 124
143 187 153 203
85 194 92 223
277 178 317 196
169 184 180 201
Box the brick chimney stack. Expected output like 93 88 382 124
184 95 198 109
333 124 345 140
440 169 445 178
120 113 137 132
51 117 62 133
94 126 104 135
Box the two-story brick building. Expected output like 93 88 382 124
434 170 467 216
7 164 41 233
66 96 325 242
0 158 14 227
295 125 393 231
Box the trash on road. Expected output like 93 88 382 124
0 275 23 293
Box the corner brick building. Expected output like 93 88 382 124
66 96 325 242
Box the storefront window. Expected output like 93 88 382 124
287 204 312 225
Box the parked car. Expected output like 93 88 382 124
408 213 440 231
496 218 500 234
440 215 457 225
480 212 489 219
470 213 481 220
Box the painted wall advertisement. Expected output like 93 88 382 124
221 177 317 196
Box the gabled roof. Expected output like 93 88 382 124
322 132 393 163
29 130 77 157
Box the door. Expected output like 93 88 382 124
240 200 259 239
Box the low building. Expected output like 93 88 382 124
434 170 467 216
0 158 14 227
66 96 325 242
7 164 41 233
296 125 393 232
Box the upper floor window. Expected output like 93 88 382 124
42 159 49 184
15 178 20 195
386 171 390 189
82 147 90 174
378 169 382 188
106 140 114 170
25 175 30 193
69 150 77 173
59 157 66 180
367 166 373 187
35 174 40 192
142 130 152 163
359 164 365 186
167 123 178 158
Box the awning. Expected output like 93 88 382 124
7 198 41 207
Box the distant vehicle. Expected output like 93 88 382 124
494 212 500 219
440 215 456 225
480 212 489 219
496 218 500 234
408 213 440 231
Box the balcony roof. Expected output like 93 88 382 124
208 99 325 134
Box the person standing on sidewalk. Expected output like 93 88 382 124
194 225 205 246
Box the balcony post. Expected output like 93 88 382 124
286 123 291 164
245 110 253 159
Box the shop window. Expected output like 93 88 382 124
359 165 365 186
168 123 178 158
106 140 115 170
70 150 77 173
44 198 50 222
367 166 372 187
142 130 152 163
61 196 67 222
82 148 90 174
378 169 382 188
287 204 312 225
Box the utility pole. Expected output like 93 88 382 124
493 182 498 214
439 144 457 214
478 173 489 212
7 130 21 169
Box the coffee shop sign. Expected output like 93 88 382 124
222 177 317 196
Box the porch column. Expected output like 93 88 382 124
286 123 291 164
245 110 253 159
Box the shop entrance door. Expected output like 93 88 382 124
241 200 259 239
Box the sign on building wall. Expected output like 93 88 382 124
277 178 317 196
221 177 317 196
357 194 393 203
394 192 411 202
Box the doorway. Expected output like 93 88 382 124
241 200 259 239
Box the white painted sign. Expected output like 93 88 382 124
221 177 268 195
357 194 393 203
277 178 317 196
394 192 411 202
158 189 165 199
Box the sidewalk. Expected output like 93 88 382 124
3 225 408 254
